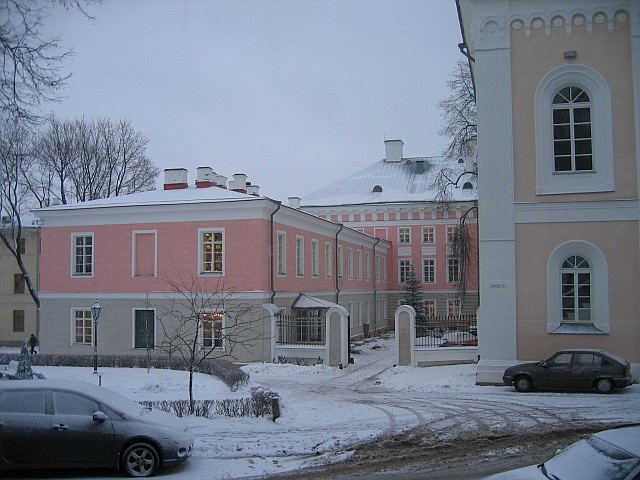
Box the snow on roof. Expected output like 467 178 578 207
34 184 261 213
291 293 339 309
301 156 477 207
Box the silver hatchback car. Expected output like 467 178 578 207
0 380 194 477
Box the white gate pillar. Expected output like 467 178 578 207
326 305 349 367
395 305 415 367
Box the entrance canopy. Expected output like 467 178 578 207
291 293 338 310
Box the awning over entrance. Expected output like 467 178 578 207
291 293 339 310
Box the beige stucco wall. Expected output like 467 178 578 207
510 13 637 203
515 221 639 363
0 228 39 346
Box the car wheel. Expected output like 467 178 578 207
595 378 614 394
514 375 533 392
122 442 160 477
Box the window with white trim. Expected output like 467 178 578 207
447 258 460 283
202 312 223 349
133 309 155 349
337 245 343 277
325 242 332 278
561 255 591 322
535 64 614 195
547 241 609 334
422 226 435 243
552 87 592 172
72 234 93 276
296 235 304 276
357 250 362 279
399 227 411 244
424 299 435 317
73 309 93 345
365 252 370 280
199 229 224 274
448 299 460 317
422 258 435 283
446 226 457 243
399 259 412 283
277 232 286 275
311 239 319 277
348 248 353 279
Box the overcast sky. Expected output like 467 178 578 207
42 0 464 199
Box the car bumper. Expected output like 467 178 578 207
502 375 514 386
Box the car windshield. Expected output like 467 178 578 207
540 435 640 480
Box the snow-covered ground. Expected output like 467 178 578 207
9 337 640 479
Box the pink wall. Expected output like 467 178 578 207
40 219 272 293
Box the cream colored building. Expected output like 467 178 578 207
0 222 40 347
457 0 640 383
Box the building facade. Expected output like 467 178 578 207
34 168 390 363
0 219 40 347
457 0 640 382
296 139 479 322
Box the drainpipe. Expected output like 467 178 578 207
372 237 380 336
334 223 344 304
269 200 282 304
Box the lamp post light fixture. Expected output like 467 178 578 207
91 300 102 374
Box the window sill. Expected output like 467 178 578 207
549 323 607 334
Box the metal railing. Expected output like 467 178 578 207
276 315 326 346
415 314 477 348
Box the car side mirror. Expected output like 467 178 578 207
540 361 548 368
93 410 108 422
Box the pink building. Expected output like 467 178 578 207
297 140 479 320
35 168 390 364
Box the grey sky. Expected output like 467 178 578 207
43 0 463 199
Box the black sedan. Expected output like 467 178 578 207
503 349 633 394
0 380 194 477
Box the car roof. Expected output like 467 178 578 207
594 426 640 458
555 349 628 364
0 379 142 415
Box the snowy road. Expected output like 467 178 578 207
9 338 640 479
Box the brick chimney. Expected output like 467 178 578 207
163 168 188 190
195 167 215 188
230 173 248 193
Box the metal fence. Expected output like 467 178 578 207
415 314 478 348
276 314 326 346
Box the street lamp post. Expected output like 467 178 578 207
91 300 102 374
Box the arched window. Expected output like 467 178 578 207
547 241 609 334
552 87 592 172
560 255 591 321
535 65 613 195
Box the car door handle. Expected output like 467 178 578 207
52 424 69 431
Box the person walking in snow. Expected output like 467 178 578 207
29 334 39 354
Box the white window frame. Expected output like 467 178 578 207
347 247 353 279
311 239 319 277
447 258 460 283
422 226 435 244
132 230 157 278
132 308 156 349
399 259 412 284
422 258 436 284
200 311 224 350
296 235 304 276
357 250 362 279
365 252 370 280
277 231 286 275
337 245 343 278
547 241 609 334
325 242 332 278
398 227 411 244
535 64 614 195
71 308 93 346
198 228 225 275
71 233 94 277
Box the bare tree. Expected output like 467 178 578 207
438 59 477 159
0 118 40 308
434 59 479 305
0 0 100 124
155 275 264 414
30 116 159 204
